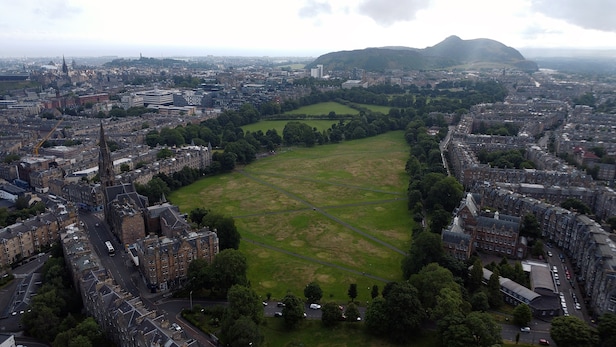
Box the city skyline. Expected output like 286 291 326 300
2 0 616 58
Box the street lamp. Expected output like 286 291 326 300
190 290 193 311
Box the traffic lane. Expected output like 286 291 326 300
12 253 49 276
548 249 585 321
502 323 551 345
81 213 141 297
262 301 365 320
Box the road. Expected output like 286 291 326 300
79 211 219 345
262 301 366 321
79 211 144 299
503 323 551 345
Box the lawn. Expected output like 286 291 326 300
242 120 339 134
283 101 359 116
169 131 412 305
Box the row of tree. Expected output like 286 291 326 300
21 244 110 346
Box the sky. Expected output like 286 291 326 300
2 0 616 58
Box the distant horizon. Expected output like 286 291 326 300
3 43 616 60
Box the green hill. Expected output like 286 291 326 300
307 35 538 72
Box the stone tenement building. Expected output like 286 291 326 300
134 228 219 292
0 200 76 271
133 203 219 291
474 183 616 317
108 192 148 246
61 224 199 347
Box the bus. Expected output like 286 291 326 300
105 241 115 256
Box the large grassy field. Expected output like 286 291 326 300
242 120 339 134
283 101 359 116
169 131 412 304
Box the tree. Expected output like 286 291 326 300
469 259 484 292
439 309 501 347
67 335 92 347
210 249 248 296
370 285 379 299
464 311 502 347
425 176 464 212
429 207 452 233
512 303 532 326
402 230 444 278
383 281 425 343
512 261 528 287
189 207 209 226
432 287 470 321
202 213 241 250
409 262 459 314
487 268 503 308
156 147 173 159
344 302 361 322
226 285 263 325
531 240 545 257
187 258 211 291
438 312 474 347
560 198 591 215
22 305 60 341
520 213 541 238
224 316 263 347
347 283 357 302
15 195 30 210
303 282 323 304
550 316 595 347
364 297 389 337
321 301 341 327
470 291 490 312
598 312 616 347
281 293 305 329
3 153 20 164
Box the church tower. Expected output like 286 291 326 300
61 55 69 75
99 122 115 188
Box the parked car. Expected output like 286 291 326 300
277 302 285 307
309 303 321 310
521 327 531 333
547 251 553 257
262 301 268 306
274 312 283 317
539 338 550 345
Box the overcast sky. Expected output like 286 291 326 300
2 0 616 58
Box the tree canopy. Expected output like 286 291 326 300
303 282 323 304
550 316 595 347
281 293 305 329
403 230 445 278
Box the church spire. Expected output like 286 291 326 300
99 122 115 188
61 55 68 75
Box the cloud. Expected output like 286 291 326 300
358 0 431 26
519 25 561 40
531 0 616 32
31 0 83 20
298 0 332 18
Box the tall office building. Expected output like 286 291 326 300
310 64 324 79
